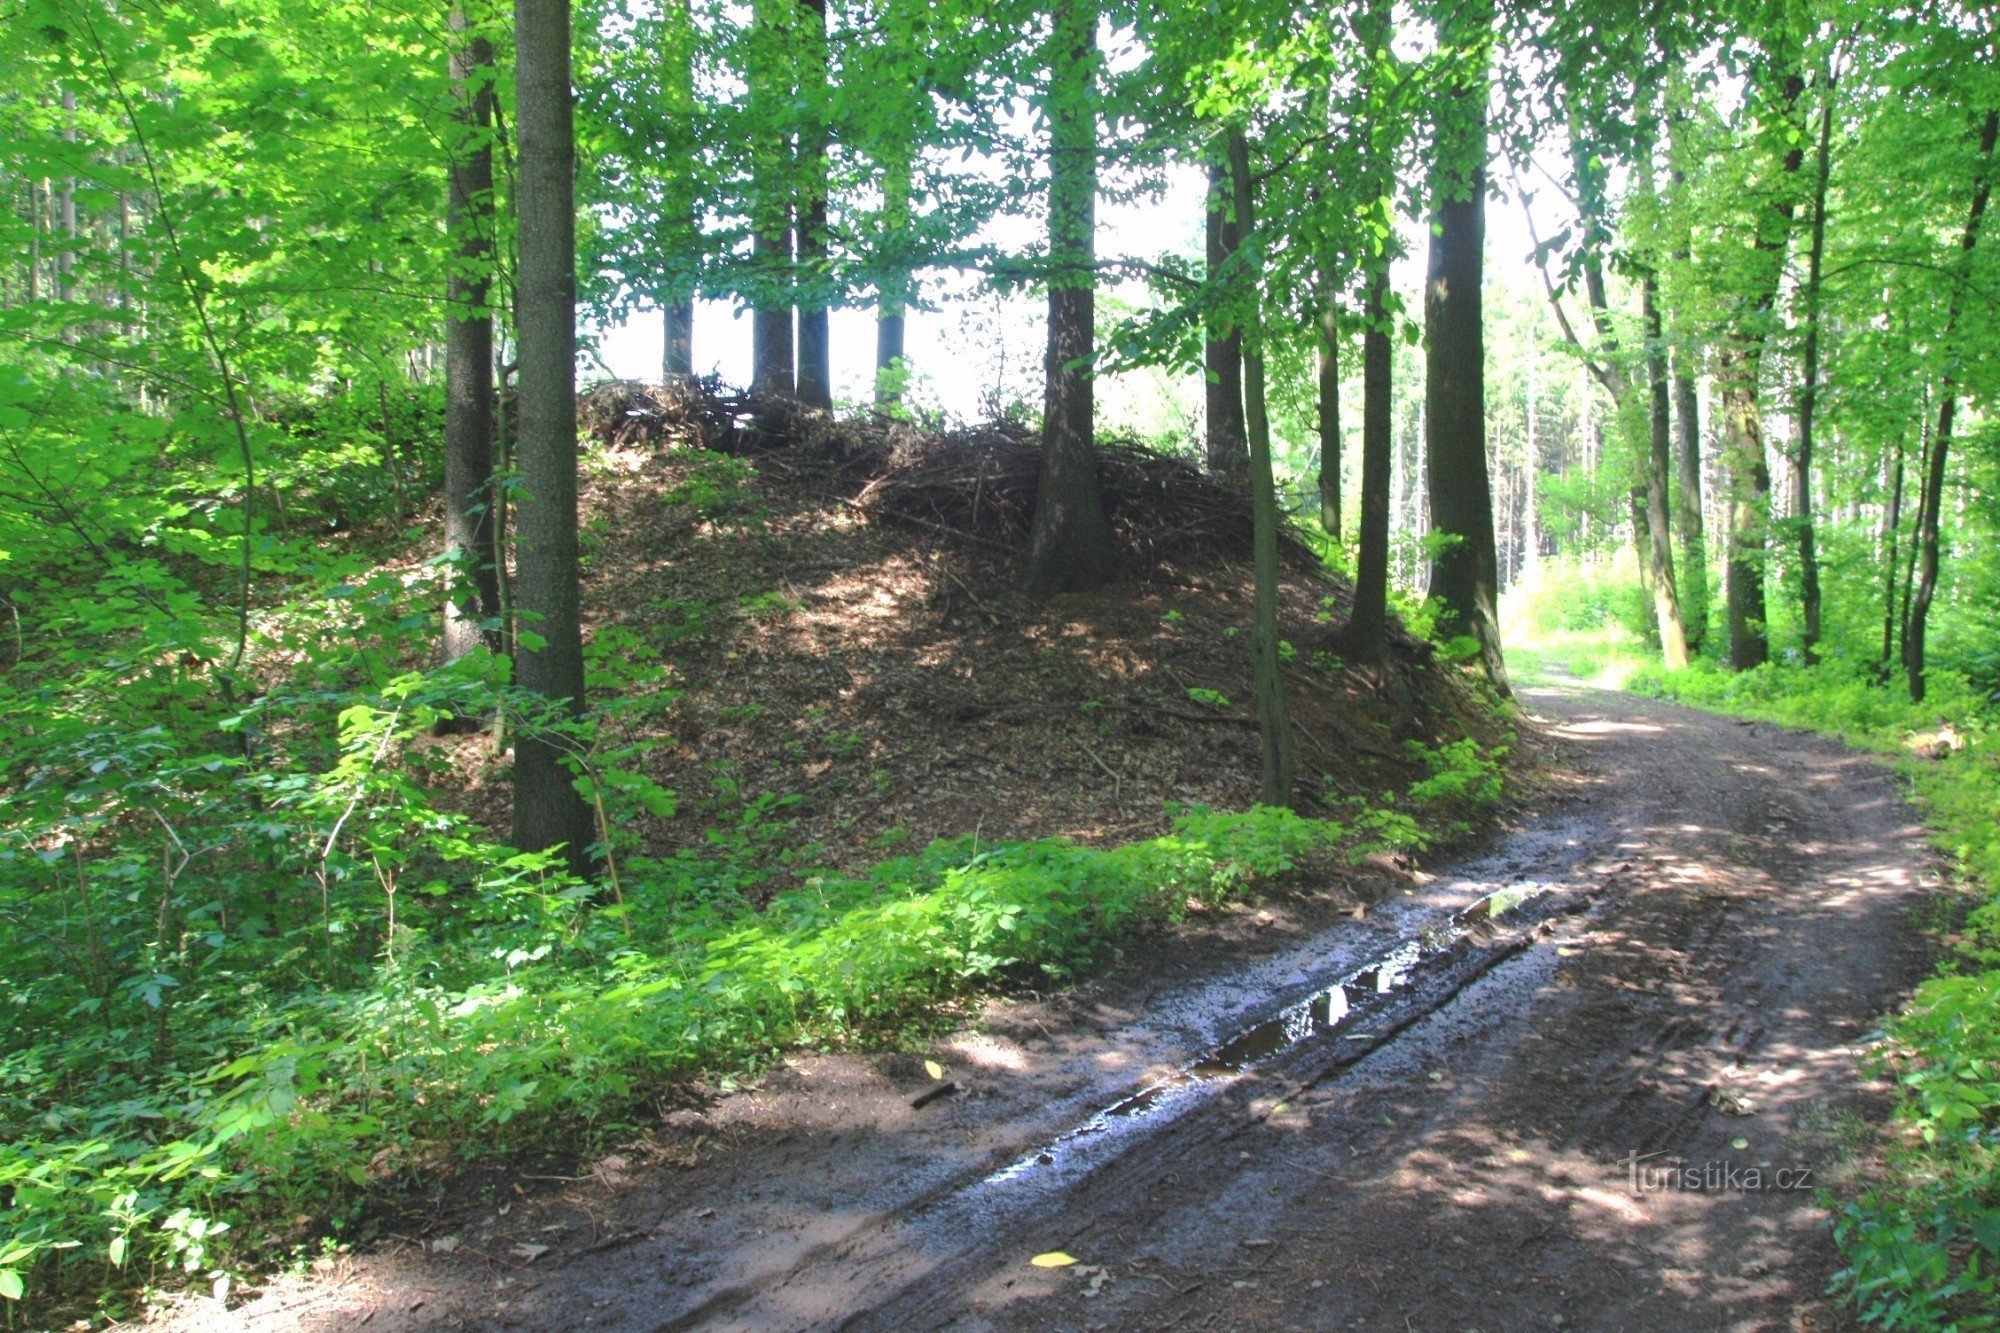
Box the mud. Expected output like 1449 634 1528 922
182 680 1937 1332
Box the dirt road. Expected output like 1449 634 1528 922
201 681 1936 1332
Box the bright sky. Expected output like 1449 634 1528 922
590 162 1547 432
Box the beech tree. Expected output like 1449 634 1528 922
1024 0 1116 598
511 0 595 866
1423 0 1508 695
442 8 501 666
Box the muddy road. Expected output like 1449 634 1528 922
200 682 1937 1332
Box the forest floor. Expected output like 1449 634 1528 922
158 676 1938 1332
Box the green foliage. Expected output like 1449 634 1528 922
0 519 1509 1321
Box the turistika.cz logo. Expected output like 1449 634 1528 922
1619 1151 1815 1194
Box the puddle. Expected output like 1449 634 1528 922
984 882 1552 1184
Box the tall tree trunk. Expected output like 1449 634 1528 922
58 88 76 310
1880 431 1905 671
1794 88 1836 663
750 0 794 397
1346 261 1394 660
874 138 912 406
662 0 696 379
1671 344 1707 651
1642 272 1687 667
1317 299 1340 537
1904 108 1997 702
1720 350 1771 670
1203 148 1247 479
1423 0 1507 695
1343 0 1394 657
25 177 41 304
793 0 832 408
1723 64 1806 670
511 0 595 870
1227 128 1295 807
1024 0 1114 598
443 11 502 666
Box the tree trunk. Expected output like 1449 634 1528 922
1317 301 1340 537
1720 350 1771 670
510 0 595 870
1723 65 1806 671
1227 127 1295 807
875 138 912 406
1794 89 1835 663
1203 148 1247 479
443 11 502 666
1671 344 1707 651
793 0 832 408
750 0 794 397
662 0 696 379
1904 108 1997 702
1346 261 1394 660
58 88 76 310
1024 0 1114 598
1642 272 1687 667
1423 0 1508 696
1880 431 1905 671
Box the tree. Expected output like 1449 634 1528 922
1792 68 1837 663
1024 0 1115 599
749 0 795 397
794 0 832 409
442 7 501 667
1227 125 1296 806
1640 267 1686 668
1720 57 1805 671
1343 0 1399 664
1316 295 1340 537
1905 107 1998 701
1424 0 1508 696
664 0 697 378
1203 146 1247 478
511 0 595 869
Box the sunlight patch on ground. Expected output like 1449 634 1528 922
1557 719 1666 737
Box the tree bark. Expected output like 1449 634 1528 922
1317 300 1340 537
1671 343 1707 651
1642 271 1687 667
1423 0 1508 696
1880 431 1905 671
1346 261 1394 661
1203 147 1247 479
443 11 501 666
1024 0 1115 598
1723 64 1805 671
58 87 76 310
1904 108 1997 702
875 138 912 406
793 0 832 408
1227 127 1295 807
1794 88 1835 663
1720 350 1771 670
750 0 795 397
662 0 696 379
511 0 595 870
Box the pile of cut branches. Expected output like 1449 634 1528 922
849 425 1328 578
577 380 1329 581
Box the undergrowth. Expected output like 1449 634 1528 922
0 566 1510 1319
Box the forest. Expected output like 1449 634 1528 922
4 0 2000 1326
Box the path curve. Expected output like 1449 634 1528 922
195 681 1937 1332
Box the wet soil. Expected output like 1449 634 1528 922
182 680 1937 1332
